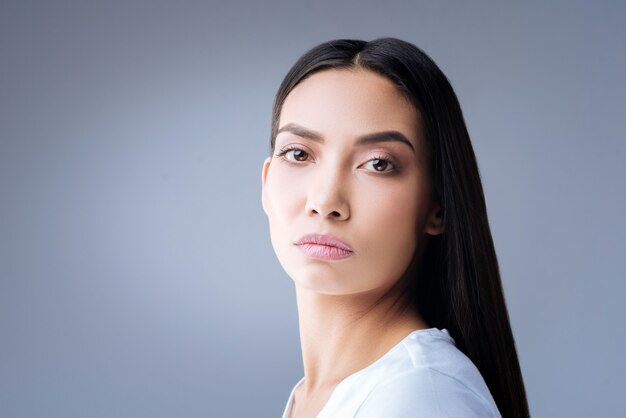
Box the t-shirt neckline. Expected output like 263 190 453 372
284 327 451 418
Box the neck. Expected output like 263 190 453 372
294 282 429 393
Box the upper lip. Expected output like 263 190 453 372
294 233 353 252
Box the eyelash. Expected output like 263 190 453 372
365 153 398 173
275 145 399 174
275 145 311 162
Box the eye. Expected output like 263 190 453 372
276 145 310 162
288 149 309 162
363 157 397 173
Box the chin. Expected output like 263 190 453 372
289 271 351 294
290 272 378 297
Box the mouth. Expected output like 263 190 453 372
294 233 354 260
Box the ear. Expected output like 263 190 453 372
261 157 271 215
424 203 444 236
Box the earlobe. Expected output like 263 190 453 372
261 157 271 215
425 204 444 236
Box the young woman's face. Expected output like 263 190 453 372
262 69 443 296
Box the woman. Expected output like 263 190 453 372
261 38 529 418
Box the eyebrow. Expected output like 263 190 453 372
276 123 416 152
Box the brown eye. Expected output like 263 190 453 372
282 148 309 162
364 157 395 173
371 159 389 172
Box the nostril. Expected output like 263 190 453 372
331 211 341 217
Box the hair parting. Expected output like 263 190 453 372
269 37 530 418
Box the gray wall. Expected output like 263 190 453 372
1 1 624 417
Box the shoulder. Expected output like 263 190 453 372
354 367 500 418
354 329 501 418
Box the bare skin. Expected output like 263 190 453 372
290 285 430 418
261 69 443 417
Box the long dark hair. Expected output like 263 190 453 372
269 38 530 418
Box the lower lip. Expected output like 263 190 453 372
296 243 353 260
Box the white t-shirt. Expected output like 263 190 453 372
281 328 501 418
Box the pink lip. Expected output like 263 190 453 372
294 234 354 260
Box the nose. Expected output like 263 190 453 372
305 165 350 221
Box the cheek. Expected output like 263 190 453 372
354 180 424 270
359 181 422 235
264 164 308 242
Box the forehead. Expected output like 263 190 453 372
279 69 421 144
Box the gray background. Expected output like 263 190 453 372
1 1 624 417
